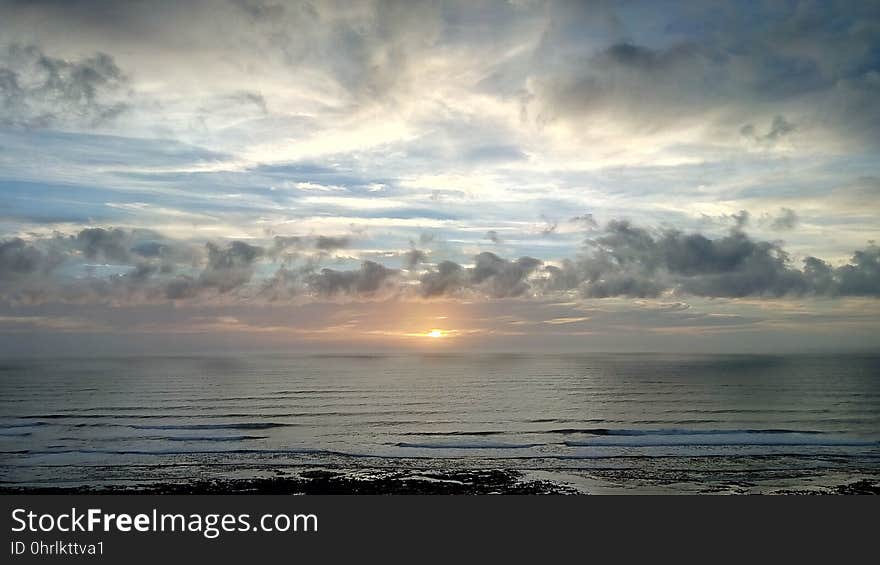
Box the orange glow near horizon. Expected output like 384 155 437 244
427 329 445 338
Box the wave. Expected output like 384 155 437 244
0 431 31 437
0 422 48 430
526 418 607 424
19 414 300 420
397 430 508 436
584 428 826 436
164 435 268 442
4 445 879 461
16 408 453 420
395 441 539 449
564 432 879 447
3 447 348 457
394 427 826 438
127 423 291 431
52 435 268 443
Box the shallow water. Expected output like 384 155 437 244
1 353 879 492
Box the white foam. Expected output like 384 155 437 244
565 432 879 447
396 441 539 450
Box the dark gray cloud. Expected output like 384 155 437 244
164 276 198 300
130 241 167 258
567 220 803 298
0 237 61 280
486 230 501 244
2 221 879 304
539 215 558 236
598 42 701 73
741 115 796 145
258 261 320 301
802 256 835 295
230 0 286 22
569 213 598 229
528 2 880 149
272 235 304 250
471 252 542 298
419 252 542 298
767 208 799 231
531 40 716 130
0 44 128 128
419 260 465 297
564 221 879 299
269 235 305 262
541 260 580 293
270 234 352 261
197 240 264 293
0 227 371 303
207 240 262 267
76 227 133 263
123 263 159 284
72 227 190 265
834 246 880 297
314 235 351 251
731 210 750 230
162 240 264 299
306 260 397 297
402 249 426 270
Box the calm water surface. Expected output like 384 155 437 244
1 353 878 491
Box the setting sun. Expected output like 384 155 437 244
427 329 445 338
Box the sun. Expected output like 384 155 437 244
426 329 445 338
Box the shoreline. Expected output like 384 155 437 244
0 469 576 495
3 467 879 495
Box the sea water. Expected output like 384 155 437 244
1 353 878 492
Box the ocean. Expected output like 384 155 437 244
1 353 879 494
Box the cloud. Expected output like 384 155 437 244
156 240 264 299
0 44 129 129
76 227 134 263
314 235 351 251
257 265 303 301
766 208 799 231
528 40 718 133
230 0 286 22
569 214 598 229
419 261 465 298
200 240 263 289
269 234 353 260
418 252 542 298
0 2 876 355
269 235 305 260
525 3 880 152
834 246 880 297
568 220 802 298
402 249 427 270
567 220 880 299
538 215 558 236
0 220 879 306
471 252 543 298
741 115 796 146
0 238 61 280
541 260 580 293
306 261 397 297
731 211 750 230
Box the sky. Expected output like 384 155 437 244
1 0 879 355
